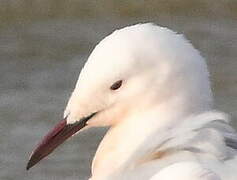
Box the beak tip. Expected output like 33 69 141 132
26 152 40 171
26 161 32 171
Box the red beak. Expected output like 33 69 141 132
26 112 96 170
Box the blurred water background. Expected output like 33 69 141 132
0 1 236 179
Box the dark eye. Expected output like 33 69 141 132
110 80 123 90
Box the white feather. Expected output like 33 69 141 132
150 162 220 180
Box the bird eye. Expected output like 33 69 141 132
110 80 122 90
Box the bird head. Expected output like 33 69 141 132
27 23 213 170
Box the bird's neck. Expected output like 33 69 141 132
90 94 212 179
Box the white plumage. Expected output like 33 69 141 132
63 23 237 179
150 161 220 180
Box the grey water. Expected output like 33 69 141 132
0 1 236 180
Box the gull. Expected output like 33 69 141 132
26 23 237 180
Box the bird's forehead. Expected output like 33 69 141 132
76 24 182 89
78 44 138 84
82 37 157 77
